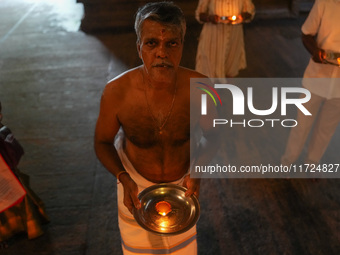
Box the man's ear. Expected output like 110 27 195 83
137 42 142 59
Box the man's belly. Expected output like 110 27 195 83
124 143 190 183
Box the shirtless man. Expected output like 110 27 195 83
94 2 215 254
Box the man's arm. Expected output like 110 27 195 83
184 116 220 198
184 78 220 197
302 33 325 63
94 83 141 213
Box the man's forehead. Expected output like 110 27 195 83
141 20 181 38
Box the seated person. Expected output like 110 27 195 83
0 101 49 249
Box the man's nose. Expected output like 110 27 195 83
156 44 168 58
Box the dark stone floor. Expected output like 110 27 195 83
0 1 339 255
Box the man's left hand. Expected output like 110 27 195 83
240 12 252 22
183 175 201 198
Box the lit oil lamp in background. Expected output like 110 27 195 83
155 201 172 216
228 15 237 22
337 57 340 66
219 14 241 24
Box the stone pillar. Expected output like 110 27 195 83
77 0 198 33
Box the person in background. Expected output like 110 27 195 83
195 0 255 78
94 2 217 254
281 0 340 169
0 101 49 249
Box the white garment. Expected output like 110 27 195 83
281 0 340 165
114 132 197 255
195 0 255 77
301 0 340 98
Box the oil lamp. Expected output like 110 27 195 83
155 201 172 216
228 15 237 21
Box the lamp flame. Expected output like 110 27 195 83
156 201 172 216
228 15 237 21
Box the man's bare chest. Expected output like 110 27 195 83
117 100 190 148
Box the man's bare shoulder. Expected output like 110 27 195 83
106 66 142 91
178 66 207 79
100 67 143 109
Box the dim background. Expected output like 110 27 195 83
0 0 339 254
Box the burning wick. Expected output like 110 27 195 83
229 15 237 21
337 58 340 66
156 201 172 216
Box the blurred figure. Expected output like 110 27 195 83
0 101 49 248
195 0 255 78
281 0 340 167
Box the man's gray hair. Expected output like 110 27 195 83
134 1 186 43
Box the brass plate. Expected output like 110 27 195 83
133 183 200 236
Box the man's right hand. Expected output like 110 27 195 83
312 48 326 63
302 33 326 64
120 173 141 214
199 13 219 24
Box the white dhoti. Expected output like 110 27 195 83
114 133 197 255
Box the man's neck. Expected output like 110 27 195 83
141 69 177 91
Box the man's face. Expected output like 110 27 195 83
137 19 183 83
